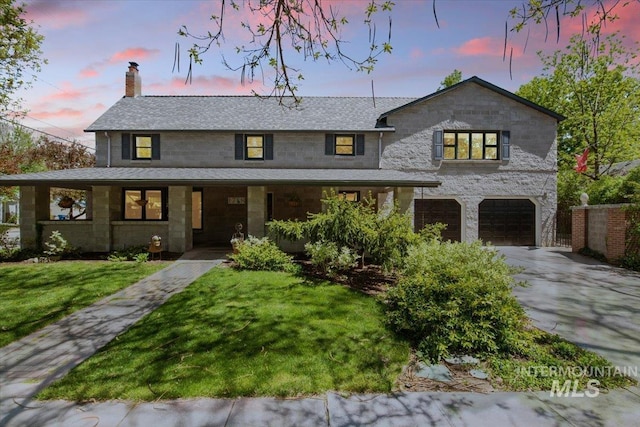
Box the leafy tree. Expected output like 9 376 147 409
438 69 462 90
508 0 638 40
0 0 45 117
0 121 37 199
517 32 640 180
0 123 95 205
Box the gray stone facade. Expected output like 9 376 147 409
4 75 560 252
379 83 558 246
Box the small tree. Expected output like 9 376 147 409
438 69 462 90
268 192 440 272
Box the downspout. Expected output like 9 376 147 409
105 132 111 167
378 131 383 169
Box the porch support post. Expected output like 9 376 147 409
19 186 50 249
168 186 193 253
393 187 414 214
92 186 116 252
463 196 483 243
247 186 266 238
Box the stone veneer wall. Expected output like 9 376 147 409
379 84 558 246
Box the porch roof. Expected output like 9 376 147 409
0 167 441 189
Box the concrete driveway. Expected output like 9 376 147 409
499 246 640 372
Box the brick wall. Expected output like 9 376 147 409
571 208 586 251
572 204 631 261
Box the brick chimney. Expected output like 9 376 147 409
125 62 141 97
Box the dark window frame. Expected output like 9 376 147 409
122 188 168 221
335 134 356 156
245 134 265 160
443 130 500 160
132 134 153 160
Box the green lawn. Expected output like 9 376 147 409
37 268 410 400
0 261 169 347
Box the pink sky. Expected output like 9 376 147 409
15 0 640 148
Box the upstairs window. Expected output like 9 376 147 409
325 134 365 156
121 133 160 160
134 135 152 159
336 135 355 155
246 135 264 160
235 134 273 160
442 131 500 160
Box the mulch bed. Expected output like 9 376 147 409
297 260 395 296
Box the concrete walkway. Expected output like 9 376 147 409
1 247 640 426
0 258 220 426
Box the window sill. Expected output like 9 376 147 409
130 159 152 164
440 160 503 164
112 220 169 225
39 220 91 224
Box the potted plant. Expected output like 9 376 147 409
230 222 244 253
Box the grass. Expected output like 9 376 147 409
487 328 636 391
37 268 410 400
0 261 169 347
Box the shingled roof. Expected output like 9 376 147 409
85 96 416 132
0 167 441 189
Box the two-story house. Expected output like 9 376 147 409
0 63 563 253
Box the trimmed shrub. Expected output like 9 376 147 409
384 240 528 362
304 240 358 276
230 236 299 273
43 230 72 259
108 245 149 262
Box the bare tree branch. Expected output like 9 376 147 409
176 0 394 106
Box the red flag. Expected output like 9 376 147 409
574 148 589 173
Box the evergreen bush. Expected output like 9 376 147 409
230 236 299 273
385 241 529 362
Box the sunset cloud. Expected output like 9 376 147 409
409 47 425 60
80 48 161 79
455 37 501 57
23 0 91 30
30 107 84 121
147 74 264 96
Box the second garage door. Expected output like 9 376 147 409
479 199 535 246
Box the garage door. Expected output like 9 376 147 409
414 199 461 242
479 199 535 246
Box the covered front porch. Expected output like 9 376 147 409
3 167 440 254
